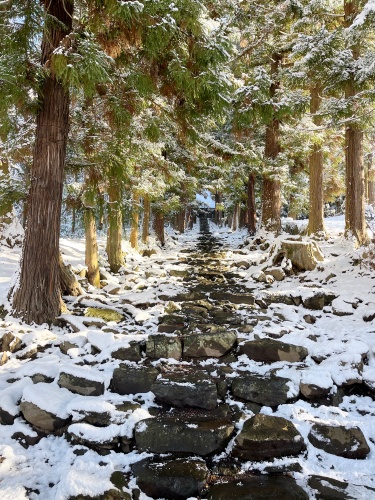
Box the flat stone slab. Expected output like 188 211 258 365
210 292 254 305
135 417 234 456
21 383 74 432
132 458 209 500
111 364 159 394
239 338 308 363
308 423 370 459
146 334 182 360
84 307 123 323
111 341 143 362
232 414 305 461
206 476 308 500
58 368 105 396
183 331 237 358
231 373 292 407
151 372 218 410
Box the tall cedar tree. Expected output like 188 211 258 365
13 1 74 324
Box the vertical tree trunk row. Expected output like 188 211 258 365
107 182 124 272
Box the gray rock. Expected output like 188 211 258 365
239 338 308 363
146 334 182 360
308 423 370 459
266 267 286 281
135 417 234 456
132 458 209 500
260 291 301 306
0 406 16 425
300 382 330 400
210 292 254 305
158 314 186 333
58 372 105 396
184 332 237 358
59 341 80 355
0 332 22 353
111 341 143 362
151 372 218 410
308 475 351 499
303 292 325 310
206 476 308 500
20 401 70 432
231 374 292 407
111 364 159 394
232 414 305 461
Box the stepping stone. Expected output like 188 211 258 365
206 476 308 500
308 423 370 459
158 314 186 333
239 338 308 363
232 414 305 461
0 332 23 353
85 307 123 323
300 369 332 399
259 290 301 306
231 373 292 407
308 475 352 499
58 366 105 396
111 341 143 362
0 378 33 425
67 422 121 452
210 292 254 305
146 334 182 360
183 331 237 358
132 458 209 500
21 383 74 432
110 364 159 394
151 372 218 410
135 417 234 456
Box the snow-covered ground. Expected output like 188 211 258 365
0 216 375 499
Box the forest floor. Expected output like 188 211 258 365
1 216 375 499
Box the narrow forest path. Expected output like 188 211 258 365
1 218 375 499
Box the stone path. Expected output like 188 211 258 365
1 217 375 499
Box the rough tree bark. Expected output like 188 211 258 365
153 209 165 246
142 194 150 244
344 0 367 245
130 191 140 249
247 172 256 236
261 54 282 233
12 0 74 324
106 181 124 273
307 86 326 235
83 169 100 288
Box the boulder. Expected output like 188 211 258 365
111 341 143 362
135 417 234 456
132 458 209 500
20 401 70 432
258 291 301 307
183 332 237 358
271 240 324 271
84 307 123 323
151 372 218 410
0 332 22 353
146 334 182 360
110 364 159 394
158 315 186 333
308 423 370 459
266 267 286 281
239 338 308 363
58 370 105 396
232 414 305 461
210 292 254 305
231 374 292 407
206 476 308 500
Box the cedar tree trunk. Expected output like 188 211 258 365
142 194 150 244
130 191 140 249
344 0 367 245
247 172 256 235
107 181 124 273
153 210 165 246
307 86 326 235
261 55 282 233
12 0 74 324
